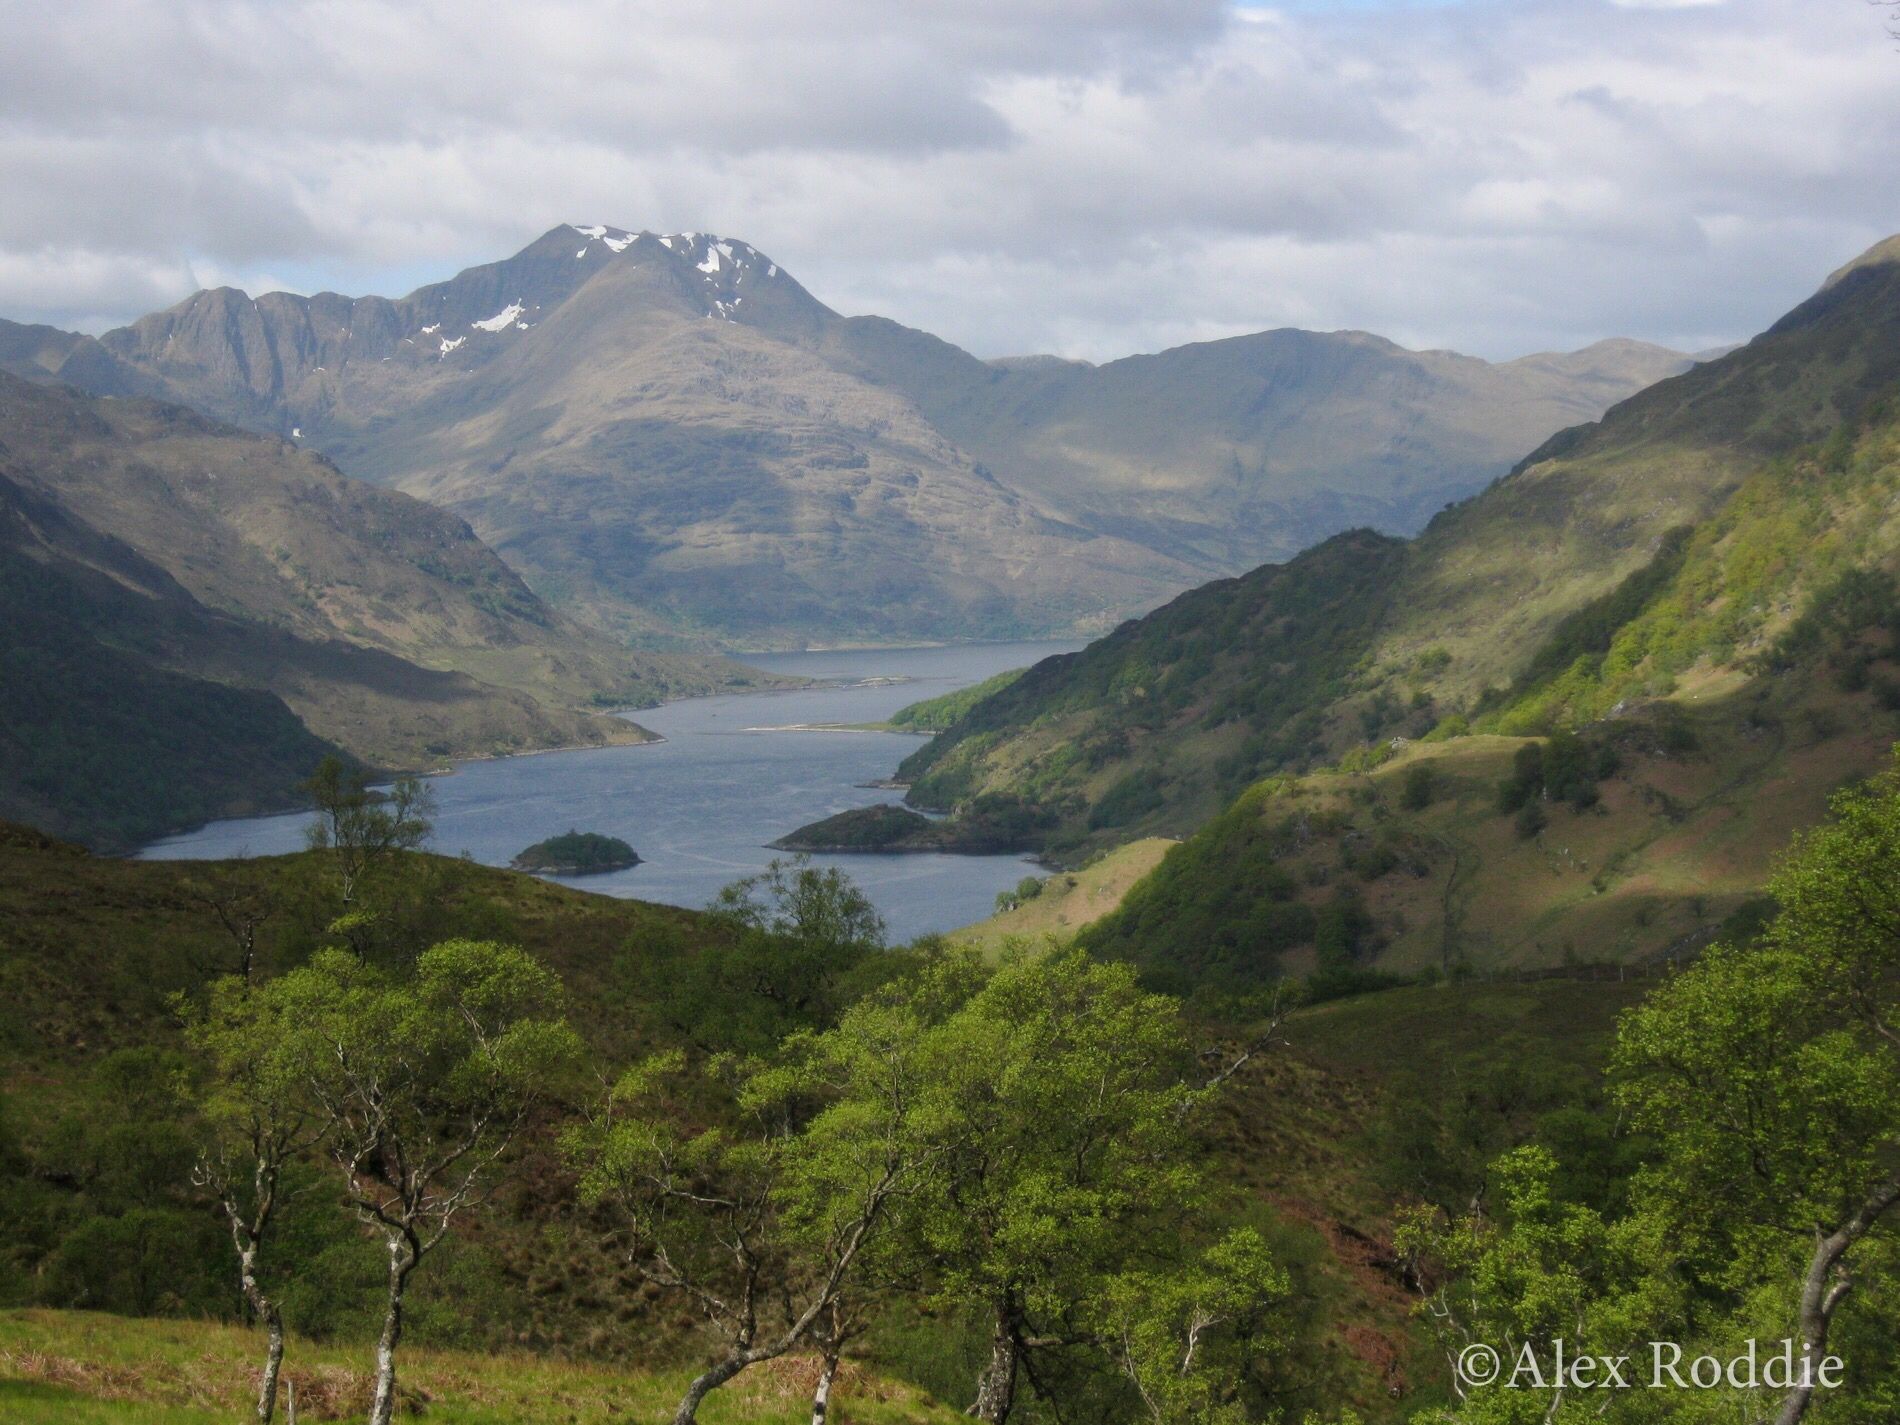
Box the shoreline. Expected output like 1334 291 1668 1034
765 841 1036 859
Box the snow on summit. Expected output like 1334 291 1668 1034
554 225 787 321
565 225 773 280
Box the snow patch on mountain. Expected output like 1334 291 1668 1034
571 223 635 253
472 302 526 333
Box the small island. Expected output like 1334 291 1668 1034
510 830 641 876
769 804 1030 855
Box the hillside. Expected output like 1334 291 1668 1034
1 226 1684 650
0 478 339 850
0 826 751 1372
0 374 785 847
0 823 1646 1421
899 235 1900 871
900 530 1407 850
0 820 1649 1421
1084 673 1885 984
0 375 767 710
949 838 1176 955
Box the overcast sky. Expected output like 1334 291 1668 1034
1 0 1893 360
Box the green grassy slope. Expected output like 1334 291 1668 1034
1081 413 1900 982
949 837 1175 955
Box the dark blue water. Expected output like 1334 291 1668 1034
137 642 1078 943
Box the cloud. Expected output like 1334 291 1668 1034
0 0 1890 360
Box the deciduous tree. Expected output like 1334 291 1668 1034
890 947 1219 1423
300 756 435 911
276 940 579 1425
183 976 327 1423
1615 757 1900 1425
569 1002 919 1425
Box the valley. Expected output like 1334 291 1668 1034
0 373 783 850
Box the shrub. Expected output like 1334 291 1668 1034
1400 763 1437 811
1514 801 1548 839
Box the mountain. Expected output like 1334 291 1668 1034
2 226 1687 649
895 231 1900 969
0 469 340 850
0 374 780 848
807 320 1693 572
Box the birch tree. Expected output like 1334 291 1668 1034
1411 752 1900 1424
1097 1228 1291 1425
277 940 580 1425
1614 758 1900 1425
184 873 276 984
1394 1146 1677 1425
891 947 1216 1424
568 1004 921 1425
301 756 435 911
183 976 327 1424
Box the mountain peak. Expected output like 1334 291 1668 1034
553 224 807 324
560 223 779 274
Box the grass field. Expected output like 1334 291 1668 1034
951 837 1175 953
0 1311 964 1424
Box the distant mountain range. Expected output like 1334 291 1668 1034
0 226 1691 649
